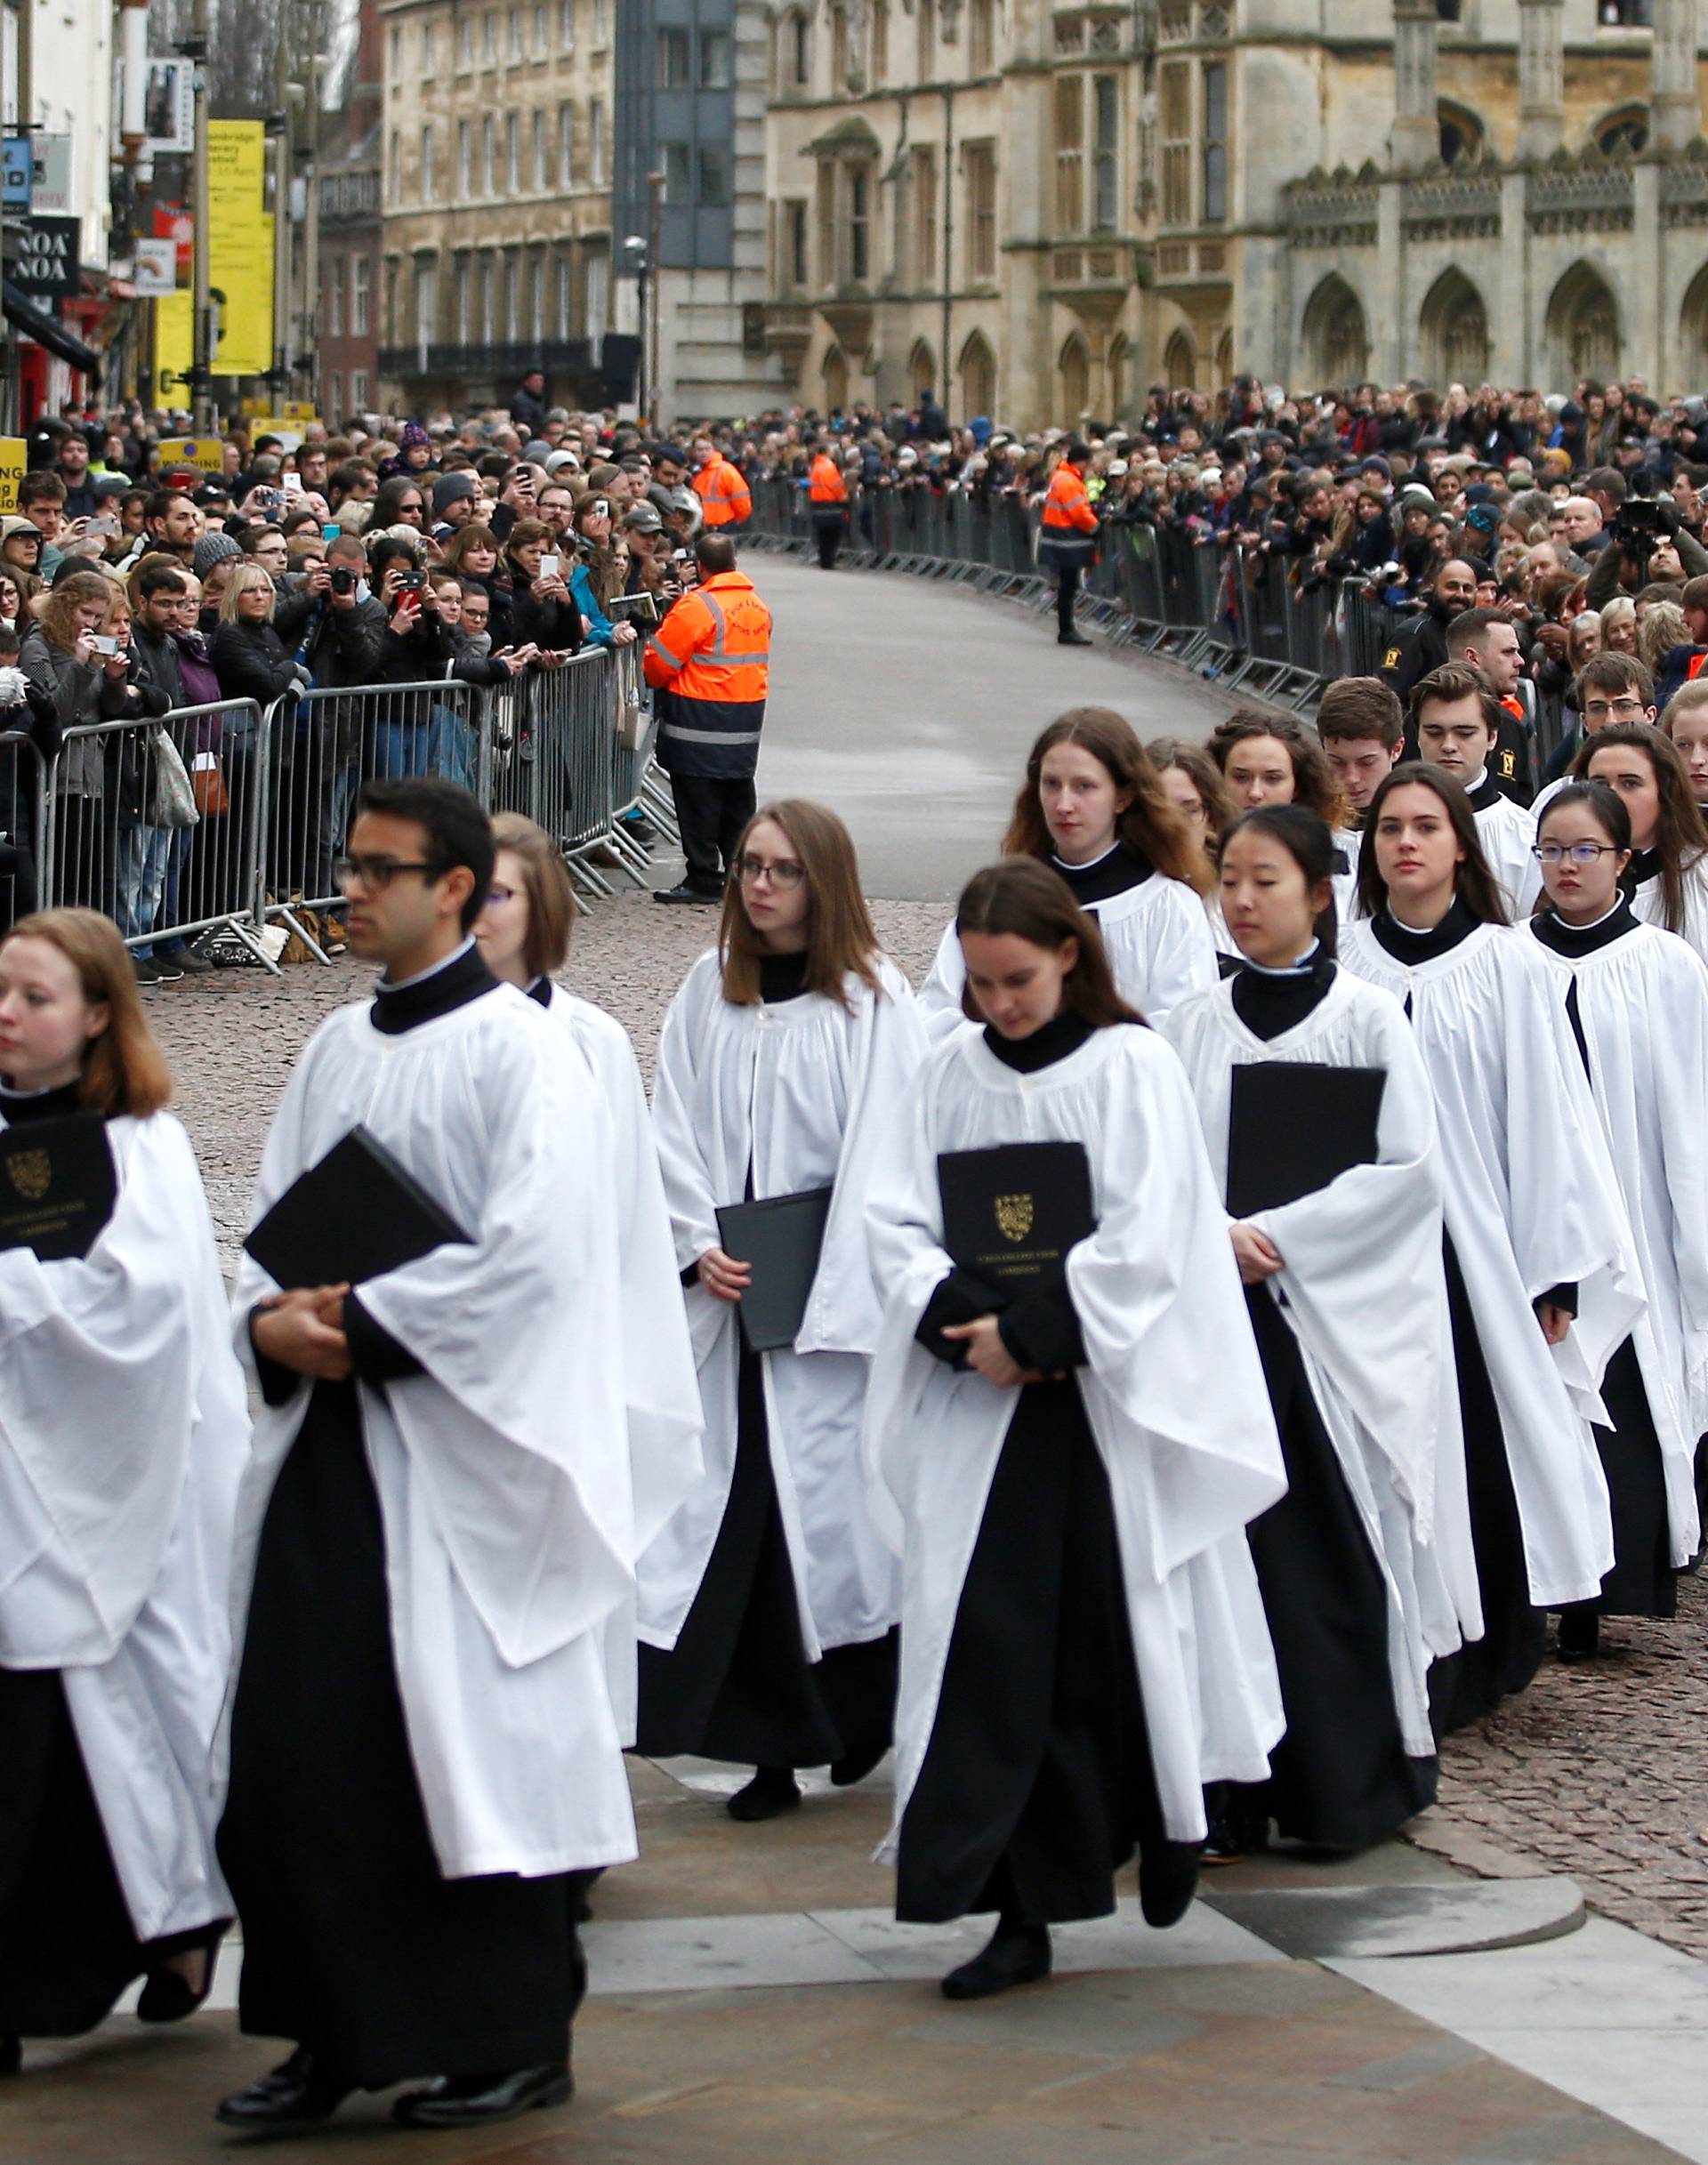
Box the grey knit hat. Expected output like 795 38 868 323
193 531 244 580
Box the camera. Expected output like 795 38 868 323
1615 499 1666 537
329 565 357 596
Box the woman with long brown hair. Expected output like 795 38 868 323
1341 767 1632 1729
0 910 248 2073
644 799 929 1822
866 857 1284 1999
1571 720 1708 963
919 709 1217 1037
1208 709 1358 930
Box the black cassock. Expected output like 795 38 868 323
635 949 897 1774
894 1012 1175 1926
0 1082 217 2040
217 949 585 2090
1222 957 1437 1851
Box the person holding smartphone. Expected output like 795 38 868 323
502 520 583 656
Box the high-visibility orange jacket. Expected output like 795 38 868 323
693 455 753 528
809 454 849 507
643 569 772 777
1039 462 1099 565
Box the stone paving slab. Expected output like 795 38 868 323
10 1964 1684 2165
1206 1876 1584 1961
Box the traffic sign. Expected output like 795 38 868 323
157 437 226 475
0 439 28 513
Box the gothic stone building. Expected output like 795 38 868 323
758 0 1708 430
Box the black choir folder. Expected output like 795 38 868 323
1225 1062 1386 1219
0 1114 116 1260
716 1186 834 1353
937 1141 1096 1293
244 1124 473 1290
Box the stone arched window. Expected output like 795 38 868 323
1420 267 1490 387
1545 262 1622 387
823 342 850 412
959 329 996 418
1059 332 1091 418
1300 274 1369 388
1163 326 1196 390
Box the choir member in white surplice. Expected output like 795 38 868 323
918 711 1217 1038
866 859 1285 2002
474 811 704 1746
1573 720 1708 967
1341 765 1640 1729
641 800 928 1824
1163 808 1480 1858
217 781 636 2137
1522 781 1708 1659
1411 667 1544 919
0 911 246 2073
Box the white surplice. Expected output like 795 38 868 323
0 1112 249 1941
543 982 705 1746
1341 919 1642 1605
1472 786 1543 919
1631 852 1708 968
1523 916 1708 1565
1161 969 1482 1759
644 953 928 1660
917 871 1217 1041
863 1021 1287 1850
228 982 640 1879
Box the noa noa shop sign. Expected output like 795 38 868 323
12 217 80 297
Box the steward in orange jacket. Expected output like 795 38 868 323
644 534 772 903
691 439 753 530
1039 441 1100 646
808 446 850 570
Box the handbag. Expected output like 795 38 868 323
191 749 230 818
149 728 200 829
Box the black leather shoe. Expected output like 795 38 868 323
137 1924 227 2024
828 1742 887 1788
652 882 721 905
1058 629 1092 646
1558 1608 1601 1661
1139 1839 1201 1928
728 1766 802 1822
391 2058 573 2129
1 2035 20 2078
941 1920 1051 2001
214 2048 350 2129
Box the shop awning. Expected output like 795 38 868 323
2 280 101 381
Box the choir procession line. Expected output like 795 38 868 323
3 663 1704 2134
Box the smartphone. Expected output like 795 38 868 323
90 511 120 538
539 553 560 580
595 500 609 519
90 635 120 657
282 473 303 496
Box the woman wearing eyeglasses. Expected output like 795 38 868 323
1524 782 1708 1656
641 800 929 1822
1341 767 1636 1727
1569 720 1708 966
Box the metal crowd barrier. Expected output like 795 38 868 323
38 702 279 969
28 652 663 971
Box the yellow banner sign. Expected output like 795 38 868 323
153 287 194 407
0 439 28 513
157 437 226 475
208 120 274 378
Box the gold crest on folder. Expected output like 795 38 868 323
994 1194 1034 1244
7 1148 51 1203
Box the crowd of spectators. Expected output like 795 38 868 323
739 371 1708 789
0 399 757 977
19 366 1708 974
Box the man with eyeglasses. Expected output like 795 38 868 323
1541 653 1658 785
220 776 637 2137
